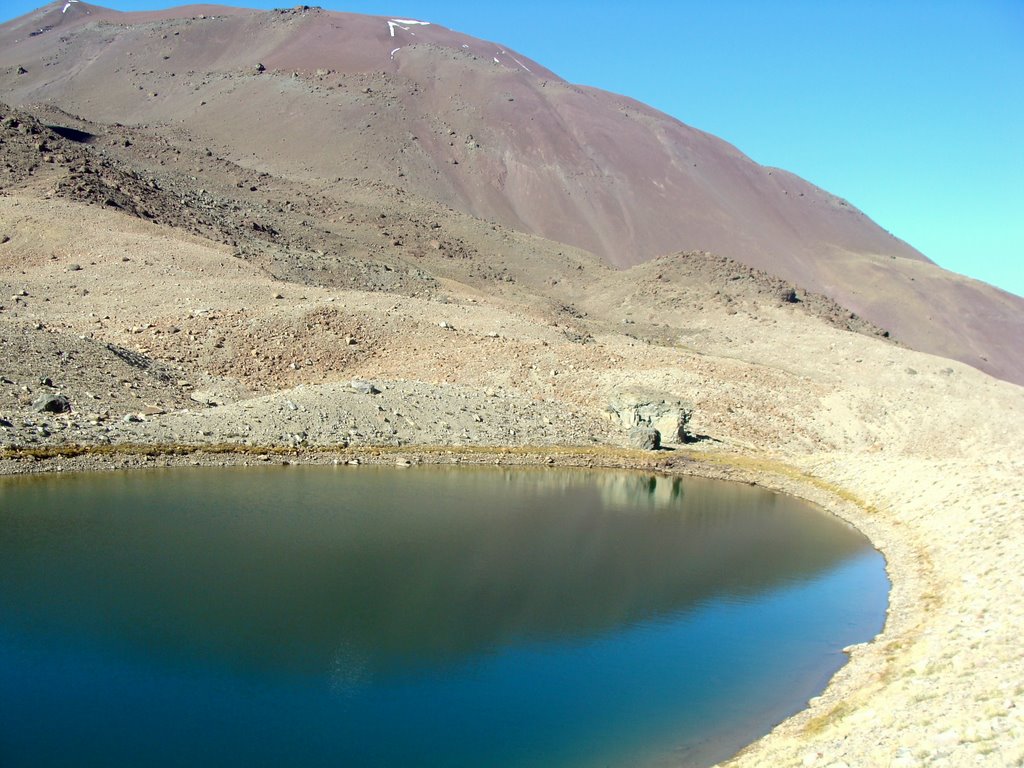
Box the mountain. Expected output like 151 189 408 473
3 7 1024 768
0 2 1022 384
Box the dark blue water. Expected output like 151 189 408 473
0 466 887 767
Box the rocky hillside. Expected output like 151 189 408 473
1 2 1022 384
2 97 916 455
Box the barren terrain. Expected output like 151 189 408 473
2 2 1023 383
1 5 1023 768
2 160 1023 768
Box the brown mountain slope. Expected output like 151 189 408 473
1 2 1021 384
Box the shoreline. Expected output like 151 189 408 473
0 441 936 767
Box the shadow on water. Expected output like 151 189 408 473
0 467 873 678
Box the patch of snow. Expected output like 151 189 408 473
510 56 532 73
61 0 79 13
493 57 500 64
390 47 400 59
387 18 430 37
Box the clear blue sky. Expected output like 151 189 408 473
3 0 1022 297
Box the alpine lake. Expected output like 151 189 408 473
0 465 888 767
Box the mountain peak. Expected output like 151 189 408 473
1 3 1022 383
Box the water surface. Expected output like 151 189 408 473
0 466 887 767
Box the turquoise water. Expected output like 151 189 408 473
0 466 887 767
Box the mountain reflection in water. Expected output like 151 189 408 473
0 466 870 679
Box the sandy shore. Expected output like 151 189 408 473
4 441 1020 768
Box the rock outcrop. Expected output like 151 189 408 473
607 390 694 444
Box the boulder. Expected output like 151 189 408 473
607 389 694 443
350 379 381 395
190 391 220 406
629 426 661 451
33 394 71 414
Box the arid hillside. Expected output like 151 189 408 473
1 99 907 453
1 10 1024 768
1 2 1022 384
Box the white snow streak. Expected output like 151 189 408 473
493 57 500 64
387 18 430 37
510 56 532 73
390 47 400 59
61 0 79 13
